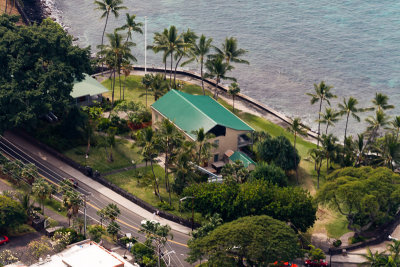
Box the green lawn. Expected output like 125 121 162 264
63 139 142 173
104 166 204 223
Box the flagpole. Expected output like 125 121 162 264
144 16 147 74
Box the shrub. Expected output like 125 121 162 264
333 239 342 247
250 162 288 187
157 202 174 211
88 225 105 243
54 228 84 244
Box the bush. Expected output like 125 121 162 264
250 162 288 187
54 228 84 244
333 239 342 247
131 242 156 265
88 225 105 243
157 202 174 211
350 235 366 244
119 236 137 246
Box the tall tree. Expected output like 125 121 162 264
32 178 52 216
117 13 143 43
338 96 364 145
141 73 152 106
148 29 169 79
228 82 240 112
309 148 324 189
204 56 236 99
213 37 249 65
372 133 400 170
319 107 340 134
173 29 197 87
94 0 127 74
191 128 216 165
0 16 91 132
140 73 168 101
136 127 162 200
390 116 400 141
164 25 185 86
365 109 390 149
184 34 213 95
306 81 336 147
121 61 133 100
320 133 339 171
287 117 307 183
156 119 183 205
82 106 103 156
372 92 394 111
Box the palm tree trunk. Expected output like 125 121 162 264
200 60 205 95
213 79 219 99
164 57 167 80
118 70 122 100
174 55 183 88
109 144 113 162
232 95 235 112
5 0 7 13
100 12 110 76
344 113 350 144
112 69 116 106
170 53 173 87
151 160 162 201
145 86 148 106
326 124 329 135
294 134 298 184
317 164 321 189
197 143 203 165
123 75 127 100
317 99 322 148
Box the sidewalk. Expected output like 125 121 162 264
3 132 191 235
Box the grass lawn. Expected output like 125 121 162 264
63 139 142 173
104 165 204 223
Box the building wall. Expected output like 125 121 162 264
151 107 251 163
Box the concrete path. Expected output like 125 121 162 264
3 132 191 235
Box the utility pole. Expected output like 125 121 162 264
144 16 147 74
84 195 87 238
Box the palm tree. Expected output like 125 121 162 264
204 57 236 99
164 26 185 86
228 82 240 112
355 133 365 166
338 96 364 143
32 178 52 216
318 107 340 134
150 73 168 101
148 29 169 79
82 106 103 156
183 34 213 95
365 109 390 145
17 193 34 221
309 148 324 189
106 126 117 162
306 81 336 147
287 118 307 183
372 133 400 170
62 189 83 226
156 119 183 205
372 92 394 111
94 0 127 74
191 128 217 165
136 127 162 201
173 29 197 87
362 247 386 266
117 13 143 43
390 116 400 141
213 37 249 65
121 61 133 100
141 74 152 106
321 134 339 171
98 30 135 104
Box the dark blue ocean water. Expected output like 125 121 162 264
54 0 400 136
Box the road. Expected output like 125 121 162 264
0 135 191 267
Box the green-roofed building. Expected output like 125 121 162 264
228 150 256 170
70 74 109 106
151 89 254 165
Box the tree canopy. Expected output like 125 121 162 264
183 180 316 232
0 15 91 132
187 215 303 266
317 166 400 234
250 162 288 187
0 195 27 232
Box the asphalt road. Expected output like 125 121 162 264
0 135 191 267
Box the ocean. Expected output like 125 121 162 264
52 0 400 137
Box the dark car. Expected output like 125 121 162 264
0 235 9 245
305 259 328 267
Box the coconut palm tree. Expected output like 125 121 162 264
365 109 390 146
62 189 83 226
141 73 168 101
156 119 184 205
148 29 169 79
306 81 336 147
372 92 394 111
117 13 143 43
32 178 52 216
372 133 400 170
287 117 308 183
121 61 133 100
390 116 400 141
136 127 162 201
164 26 185 86
141 73 152 106
191 128 217 165
213 37 249 65
228 82 240 112
318 107 340 134
204 57 236 99
338 97 364 145
309 148 324 189
183 34 213 95
173 29 197 87
320 134 339 171
94 0 127 74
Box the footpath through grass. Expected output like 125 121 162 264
100 75 348 237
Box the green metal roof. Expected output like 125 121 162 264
229 151 256 168
70 74 109 98
151 90 254 139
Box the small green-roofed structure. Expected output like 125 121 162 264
229 150 256 169
151 89 253 139
70 74 108 105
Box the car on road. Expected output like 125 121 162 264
0 235 9 245
304 259 329 267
